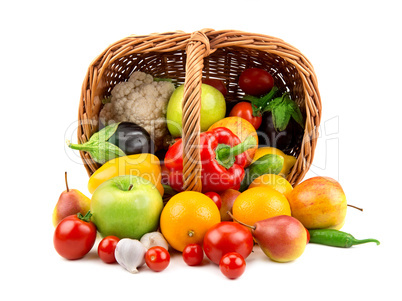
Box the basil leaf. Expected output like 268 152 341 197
283 96 304 129
272 103 291 132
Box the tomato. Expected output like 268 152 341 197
203 222 254 265
182 244 204 266
202 78 227 96
229 102 262 130
145 246 170 272
98 236 120 264
238 68 274 96
53 212 97 260
204 191 222 210
219 252 246 279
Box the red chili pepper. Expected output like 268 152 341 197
164 127 256 192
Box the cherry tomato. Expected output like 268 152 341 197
145 246 170 272
204 191 222 210
203 222 254 264
98 236 120 264
229 102 262 130
53 212 97 260
239 68 274 96
182 244 204 266
202 78 227 96
219 252 246 279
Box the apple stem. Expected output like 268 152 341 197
128 184 133 191
65 171 69 192
347 204 363 211
227 212 255 230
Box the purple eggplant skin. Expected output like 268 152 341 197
257 112 303 154
107 122 155 155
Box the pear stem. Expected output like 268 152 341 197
227 212 255 230
65 171 69 192
347 204 363 211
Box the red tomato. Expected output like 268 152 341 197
203 222 254 264
145 246 170 272
53 212 97 260
182 244 204 266
229 102 262 130
239 68 274 96
98 236 120 264
204 191 222 210
202 78 228 96
219 252 246 279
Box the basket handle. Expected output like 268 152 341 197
181 30 212 192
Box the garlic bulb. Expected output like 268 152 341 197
140 231 169 250
115 238 147 273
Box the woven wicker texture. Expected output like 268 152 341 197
78 29 321 188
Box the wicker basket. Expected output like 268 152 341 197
77 29 321 190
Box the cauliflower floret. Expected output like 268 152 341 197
99 71 175 150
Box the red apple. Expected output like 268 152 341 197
287 177 347 230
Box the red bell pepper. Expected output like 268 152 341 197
164 127 256 192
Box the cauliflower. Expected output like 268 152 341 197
99 71 175 150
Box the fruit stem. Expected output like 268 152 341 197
351 238 380 246
347 204 363 211
65 171 69 192
128 184 133 191
227 212 255 230
77 211 92 222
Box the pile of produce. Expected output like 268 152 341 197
55 68 379 279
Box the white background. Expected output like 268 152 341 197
1 0 401 300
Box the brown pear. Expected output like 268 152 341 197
230 213 307 263
52 172 91 227
251 215 307 262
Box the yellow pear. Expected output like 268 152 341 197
52 172 91 227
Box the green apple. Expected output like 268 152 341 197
166 84 226 137
90 175 163 239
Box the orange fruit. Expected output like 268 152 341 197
160 191 221 252
232 186 291 227
249 174 293 198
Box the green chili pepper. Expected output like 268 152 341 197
308 229 380 248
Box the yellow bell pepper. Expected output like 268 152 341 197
252 147 296 177
88 153 164 196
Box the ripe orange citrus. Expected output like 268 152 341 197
160 191 221 252
248 174 293 198
232 186 291 226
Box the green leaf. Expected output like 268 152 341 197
272 104 291 132
243 86 279 116
282 95 304 129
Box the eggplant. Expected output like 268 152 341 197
257 112 303 154
68 122 154 164
108 122 154 155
